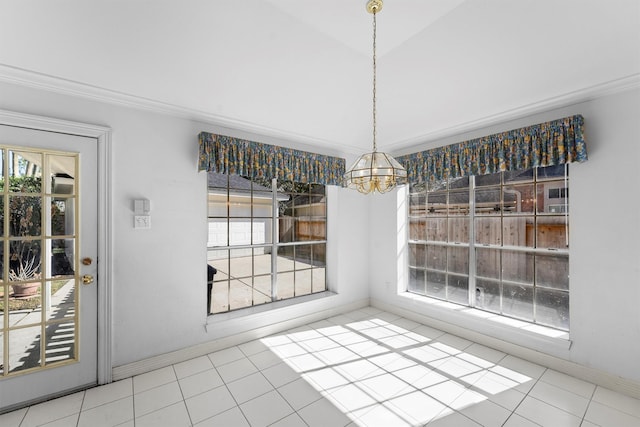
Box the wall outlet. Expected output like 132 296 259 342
134 215 151 229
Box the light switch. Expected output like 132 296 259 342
134 215 151 229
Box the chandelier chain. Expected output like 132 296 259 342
372 9 377 152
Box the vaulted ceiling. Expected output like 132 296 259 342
1 0 638 155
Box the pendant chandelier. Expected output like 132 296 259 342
344 0 407 194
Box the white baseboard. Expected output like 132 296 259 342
112 299 369 381
371 298 640 400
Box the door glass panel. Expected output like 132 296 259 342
9 239 42 282
9 196 42 237
0 331 3 375
46 279 76 322
0 197 4 237
9 151 42 193
44 319 75 366
50 198 75 237
9 324 42 373
50 239 75 278
2 146 81 380
0 149 3 192
8 282 42 329
50 156 76 193
0 242 3 281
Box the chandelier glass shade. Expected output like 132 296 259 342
344 151 407 194
343 0 407 194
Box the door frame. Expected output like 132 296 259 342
0 109 113 385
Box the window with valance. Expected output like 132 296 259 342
199 132 344 314
395 115 587 183
198 132 346 186
402 115 587 331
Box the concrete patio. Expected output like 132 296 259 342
208 254 326 314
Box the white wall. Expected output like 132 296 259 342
3 78 638 389
370 88 640 384
0 81 370 369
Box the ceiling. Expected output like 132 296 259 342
0 0 639 156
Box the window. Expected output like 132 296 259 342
408 165 569 330
207 173 327 314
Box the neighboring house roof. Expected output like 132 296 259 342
208 172 288 200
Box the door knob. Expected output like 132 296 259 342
82 275 94 285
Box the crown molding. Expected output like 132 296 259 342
1 64 638 157
0 64 356 155
388 73 640 156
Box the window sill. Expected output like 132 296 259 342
396 292 571 352
206 291 337 328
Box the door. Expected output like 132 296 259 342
0 124 98 411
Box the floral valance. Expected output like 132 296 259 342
395 114 587 183
198 132 346 186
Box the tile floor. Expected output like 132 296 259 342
2 306 640 427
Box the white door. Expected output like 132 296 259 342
0 124 98 411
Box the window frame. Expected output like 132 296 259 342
408 165 570 330
207 174 328 314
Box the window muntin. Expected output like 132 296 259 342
207 174 327 314
408 165 569 330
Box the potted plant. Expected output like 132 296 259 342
9 255 41 297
